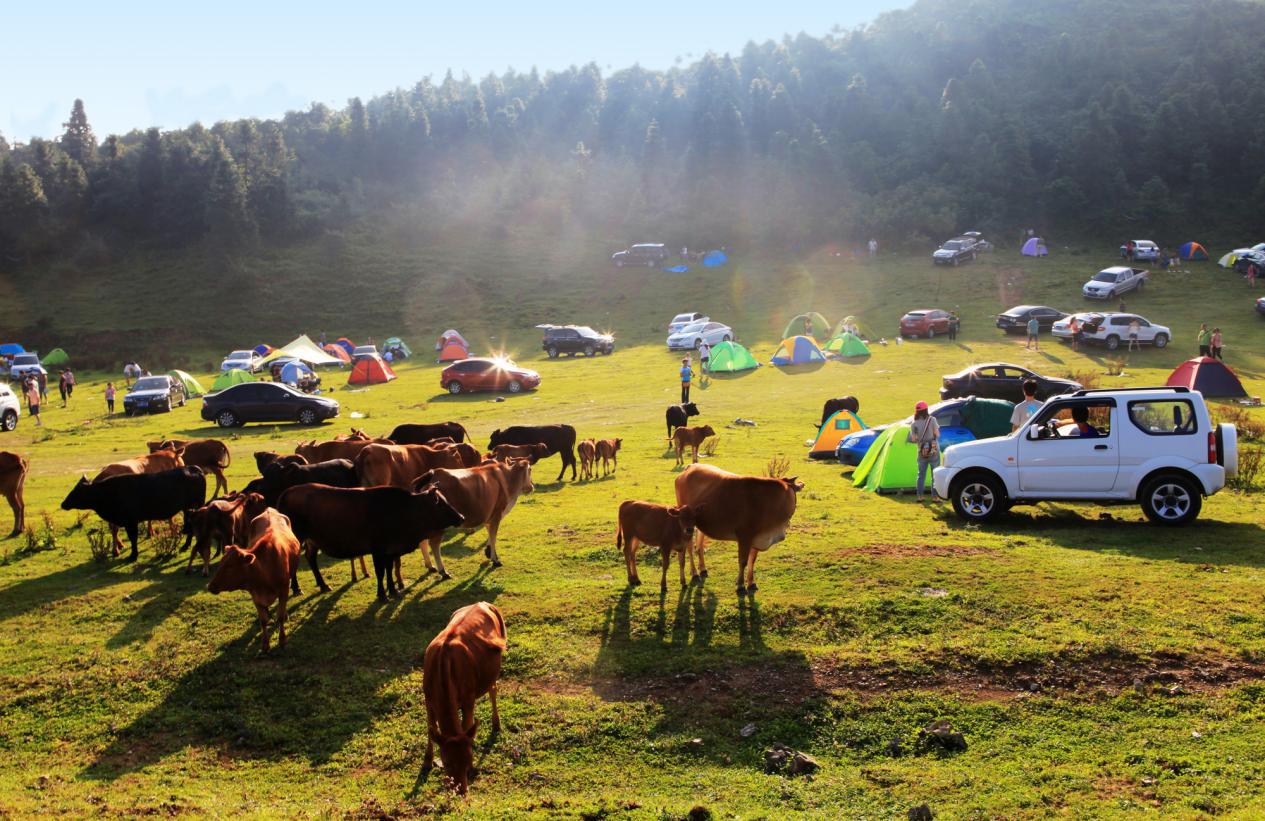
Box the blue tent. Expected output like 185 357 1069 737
664 265 690 273
770 335 827 366
280 361 314 385
703 250 728 267
0 343 25 357
253 344 273 356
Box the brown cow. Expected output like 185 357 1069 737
414 459 534 577
489 443 551 465
577 439 597 480
95 449 185 551
334 428 371 441
208 509 303 653
616 500 697 590
596 438 622 476
149 439 231 496
294 437 392 464
423 602 506 795
669 425 715 466
674 464 803 595
438 441 482 468
185 492 268 576
355 443 465 488
0 451 28 537
253 451 308 474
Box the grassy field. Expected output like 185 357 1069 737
4 244 1265 817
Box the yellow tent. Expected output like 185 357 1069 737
809 410 866 459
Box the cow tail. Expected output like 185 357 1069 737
455 423 469 443
616 522 623 551
219 447 232 469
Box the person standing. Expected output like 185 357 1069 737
1198 323 1211 357
65 368 75 401
24 377 41 427
679 357 694 403
948 312 959 340
868 238 878 258
1070 316 1082 351
1249 263 1258 288
908 401 940 503
37 371 47 402
104 382 116 414
1010 380 1043 432
698 340 711 373
1128 318 1141 352
1211 327 1223 360
1026 316 1040 350
58 370 69 407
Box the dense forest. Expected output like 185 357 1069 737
2 0 1264 270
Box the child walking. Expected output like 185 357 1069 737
679 357 694 403
105 382 116 414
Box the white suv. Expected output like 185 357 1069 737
1083 266 1147 300
0 383 19 432
1051 312 1170 351
934 387 1237 525
220 350 262 372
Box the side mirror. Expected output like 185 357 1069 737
1026 426 1042 440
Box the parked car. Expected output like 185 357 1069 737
939 363 1081 402
1052 312 1170 350
932 236 979 266
1083 266 1147 300
220 350 262 372
541 325 614 358
962 231 993 251
123 375 186 416
1256 296 1265 317
668 312 708 334
0 383 19 432
351 345 378 362
201 381 339 427
8 353 45 383
611 243 671 267
899 309 954 339
935 386 1237 525
666 321 734 350
996 305 1068 334
1120 240 1161 261
440 357 541 395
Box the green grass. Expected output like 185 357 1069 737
4 241 1265 816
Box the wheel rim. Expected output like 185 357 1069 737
300 410 315 424
1155 335 1167 348
960 482 995 517
508 381 521 393
218 411 235 426
449 382 461 394
1151 483 1191 520
2 414 13 431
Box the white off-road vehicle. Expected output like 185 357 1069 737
934 387 1237 525
0 383 19 432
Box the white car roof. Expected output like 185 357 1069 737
1132 240 1157 247
228 350 252 357
1099 266 1134 275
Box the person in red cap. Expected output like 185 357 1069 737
907 400 940 502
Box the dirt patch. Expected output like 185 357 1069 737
846 543 994 559
995 266 1027 307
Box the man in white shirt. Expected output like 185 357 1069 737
1011 379 1043 432
698 340 711 372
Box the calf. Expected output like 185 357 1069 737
185 492 268 576
388 421 469 445
670 425 715 466
355 443 464 488
414 459 534 577
150 439 231 496
487 424 576 481
423 602 506 795
616 500 698 590
666 402 700 438
0 451 28 537
253 451 307 474
820 396 860 427
61 467 207 562
576 439 597 480
596 438 622 476
208 509 303 653
488 443 550 464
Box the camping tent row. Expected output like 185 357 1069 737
1217 243 1265 268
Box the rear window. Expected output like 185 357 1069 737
1128 400 1197 435
905 312 926 319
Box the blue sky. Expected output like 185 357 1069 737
3 1 905 141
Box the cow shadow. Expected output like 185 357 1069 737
0 559 152 623
80 570 502 782
104 568 209 649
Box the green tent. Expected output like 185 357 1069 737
707 340 759 373
384 337 412 358
41 348 69 367
852 424 922 492
781 312 831 342
211 368 255 392
824 332 871 357
956 397 1015 439
169 369 206 398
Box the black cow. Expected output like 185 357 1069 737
254 458 358 506
61 467 206 562
488 424 577 481
666 402 700 438
820 396 860 427
387 422 469 445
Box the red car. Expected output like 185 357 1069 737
899 308 955 339
440 358 541 395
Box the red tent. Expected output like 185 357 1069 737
438 337 470 362
1165 357 1247 398
348 355 396 385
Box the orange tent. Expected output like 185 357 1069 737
348 356 396 385
323 344 351 364
438 337 470 362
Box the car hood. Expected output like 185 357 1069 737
932 249 956 257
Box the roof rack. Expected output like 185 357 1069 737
1071 386 1188 396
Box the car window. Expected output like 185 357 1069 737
1036 308 1057 317
1031 400 1114 439
132 377 168 391
1109 317 1130 326
1128 400 1196 435
999 368 1027 379
1092 272 1118 282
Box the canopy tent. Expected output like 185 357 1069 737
262 335 346 367
280 361 315 385
168 370 206 398
348 355 396 385
1165 357 1247 398
770 336 827 366
211 368 255 392
0 343 25 358
706 340 759 373
809 410 867 459
824 332 871 358
438 336 470 362
703 250 728 267
41 348 69 367
1178 242 1209 261
852 423 976 492
334 338 356 357
781 312 831 342
322 343 351 364
253 344 274 356
1021 237 1048 257
383 337 412 359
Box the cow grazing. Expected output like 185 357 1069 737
208 509 303 653
253 451 307 475
279 483 463 599
0 451 28 537
414 459 534 577
185 492 268 576
423 602 506 795
61 467 207 562
355 443 465 488
666 402 700 438
294 437 391 464
669 425 715 466
95 449 186 551
596 438 622 476
149 438 232 496
488 443 550 465
820 396 860 427
616 500 698 590
674 464 803 595
387 422 469 445
576 439 597 480
487 424 576 481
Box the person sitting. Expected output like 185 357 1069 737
1070 405 1100 437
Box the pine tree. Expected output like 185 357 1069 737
205 137 256 253
60 99 97 168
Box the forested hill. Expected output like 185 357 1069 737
2 0 1263 272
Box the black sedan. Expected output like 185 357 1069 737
939 363 1081 402
995 305 1068 334
123 375 186 415
201 381 339 428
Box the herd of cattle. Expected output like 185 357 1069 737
0 400 809 794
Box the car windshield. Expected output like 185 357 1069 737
133 377 167 391
227 351 251 360
13 355 38 365
1092 272 1118 282
672 314 695 323
941 241 963 250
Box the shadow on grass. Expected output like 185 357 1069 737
0 549 194 623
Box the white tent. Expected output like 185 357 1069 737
262 334 345 366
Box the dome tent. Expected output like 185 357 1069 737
348 355 396 385
383 337 412 359
335 338 356 357
438 334 470 362
323 344 351 364
1165 357 1247 398
703 250 728 267
41 348 69 367
168 370 206 398
707 340 759 373
211 368 255 392
851 423 976 492
809 409 867 459
280 361 315 385
253 344 274 356
824 332 870 357
770 336 827 366
781 313 831 342
1178 242 1209 261
1022 237 1048 257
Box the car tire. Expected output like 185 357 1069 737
216 410 238 428
547 347 558 358
447 381 463 395
722 335 731 343
1153 333 1168 348
1 411 15 432
949 472 1006 524
584 346 594 357
1104 335 1120 351
616 260 625 268
1140 473 1202 525
507 380 522 394
927 328 936 339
